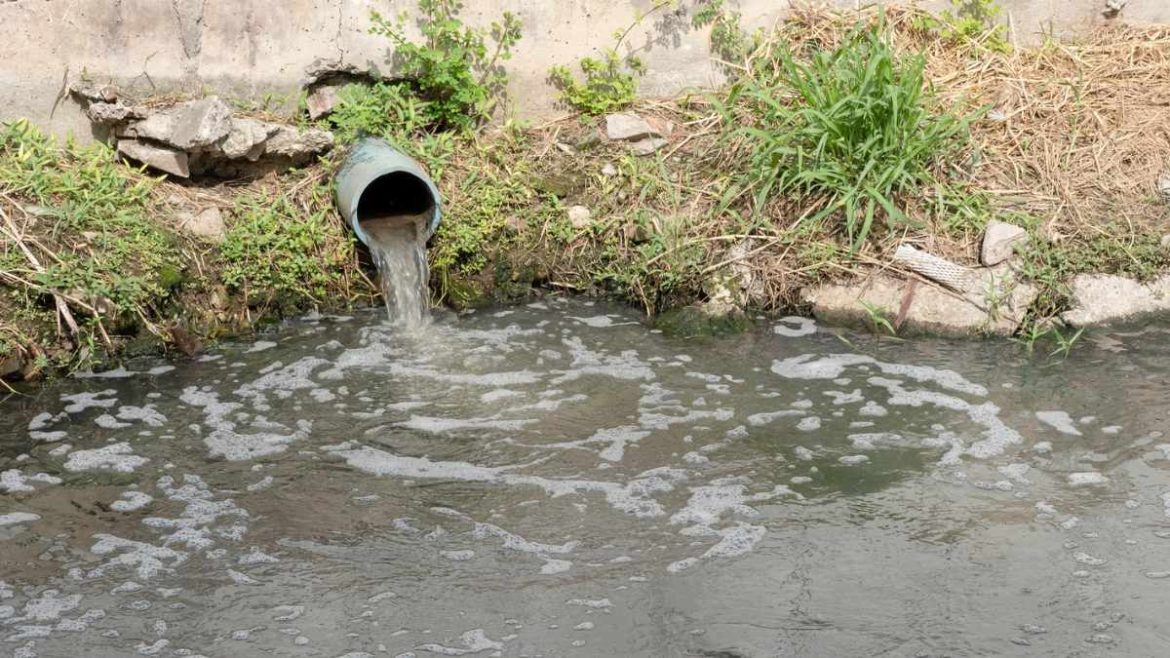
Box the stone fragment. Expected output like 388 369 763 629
605 113 660 142
262 125 334 159
116 140 190 178
601 163 617 177
803 272 1036 337
980 220 1028 266
121 97 233 150
1061 274 1170 326
568 205 593 229
177 207 226 242
630 137 668 156
221 118 277 160
85 102 146 124
305 86 339 120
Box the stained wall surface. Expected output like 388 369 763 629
2 0 1168 138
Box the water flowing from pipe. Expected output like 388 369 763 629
363 214 431 331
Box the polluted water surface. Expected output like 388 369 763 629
2 298 1170 656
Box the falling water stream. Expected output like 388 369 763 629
364 214 432 331
2 298 1170 657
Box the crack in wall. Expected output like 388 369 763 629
171 0 207 63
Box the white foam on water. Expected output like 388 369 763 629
116 405 168 427
416 628 503 656
1068 472 1109 487
94 414 131 429
0 470 61 494
472 523 578 555
480 389 523 403
566 598 612 609
796 416 821 432
824 389 865 405
439 550 475 561
540 559 572 574
246 476 274 492
849 433 904 450
567 315 632 328
859 401 888 417
111 491 154 512
333 445 684 518
552 336 655 384
61 390 119 414
0 513 41 527
773 354 987 395
89 535 188 580
838 455 869 465
226 569 260 585
745 410 805 426
397 415 536 433
245 341 278 353
64 443 148 473
1036 411 1083 436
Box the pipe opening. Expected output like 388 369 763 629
355 171 437 240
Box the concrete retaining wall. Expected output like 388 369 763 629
3 0 1169 140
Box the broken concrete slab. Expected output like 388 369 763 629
605 113 661 142
220 117 278 160
121 97 234 150
262 125 334 160
981 220 1029 266
116 139 190 178
803 272 1036 337
1061 273 1170 326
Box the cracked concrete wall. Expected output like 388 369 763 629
2 0 1169 140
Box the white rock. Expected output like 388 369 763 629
980 220 1028 266
117 140 190 178
605 113 660 142
568 205 593 229
1062 274 1170 326
177 207 226 242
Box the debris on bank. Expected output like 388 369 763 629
72 86 334 177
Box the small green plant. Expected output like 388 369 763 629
548 1 674 114
549 51 646 115
940 0 1009 52
0 120 181 366
721 20 973 252
692 0 754 66
1047 326 1084 358
219 183 355 308
367 0 522 132
860 301 897 336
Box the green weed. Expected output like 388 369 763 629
219 181 356 308
369 0 522 132
0 120 182 368
548 1 675 114
721 20 974 252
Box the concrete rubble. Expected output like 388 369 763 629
803 268 1037 337
605 112 667 155
980 220 1028 266
1062 274 1170 326
72 87 334 178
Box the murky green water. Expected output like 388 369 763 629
2 298 1169 657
